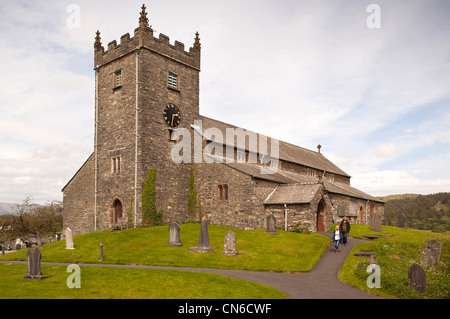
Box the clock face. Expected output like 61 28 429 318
163 103 181 127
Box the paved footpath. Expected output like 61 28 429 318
1 233 380 299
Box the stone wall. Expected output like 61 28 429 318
194 162 276 229
62 154 95 236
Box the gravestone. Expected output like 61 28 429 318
188 217 217 253
23 245 54 280
222 230 238 256
397 213 406 228
168 223 183 247
266 215 278 235
408 263 427 293
420 240 442 268
24 245 42 279
369 213 382 232
65 227 75 250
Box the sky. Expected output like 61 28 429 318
0 0 449 204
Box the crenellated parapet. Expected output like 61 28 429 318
94 4 200 70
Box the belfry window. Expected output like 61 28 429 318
168 72 178 90
114 70 122 88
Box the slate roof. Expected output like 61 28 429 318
222 161 384 204
264 184 321 204
197 116 350 177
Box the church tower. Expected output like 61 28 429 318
92 4 201 229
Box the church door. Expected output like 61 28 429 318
113 199 122 223
316 199 326 232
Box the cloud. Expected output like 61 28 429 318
0 0 449 203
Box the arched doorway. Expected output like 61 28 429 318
316 199 326 232
113 199 122 223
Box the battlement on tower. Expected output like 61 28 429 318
94 5 200 70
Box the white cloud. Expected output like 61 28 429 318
0 0 449 203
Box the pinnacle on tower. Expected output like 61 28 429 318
139 4 149 28
193 31 201 50
94 30 102 50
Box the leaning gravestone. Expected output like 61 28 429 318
65 227 75 249
369 212 382 232
222 230 238 256
408 263 427 293
168 223 183 247
188 217 217 252
266 215 278 235
420 240 442 268
397 213 406 228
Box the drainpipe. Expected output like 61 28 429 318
365 200 369 225
284 204 289 231
134 47 140 228
94 66 99 231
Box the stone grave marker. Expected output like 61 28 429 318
420 240 442 268
65 227 75 250
266 214 278 235
397 213 406 228
168 223 183 247
188 217 217 253
23 245 54 280
408 263 427 293
222 230 238 256
24 245 42 279
369 212 382 232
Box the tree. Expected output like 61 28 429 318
141 167 163 226
7 197 63 247
187 166 197 222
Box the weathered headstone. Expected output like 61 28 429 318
168 223 183 247
65 227 75 249
23 245 42 279
266 214 278 235
397 213 406 228
188 217 217 252
408 263 427 293
420 240 442 268
222 230 238 256
369 213 382 232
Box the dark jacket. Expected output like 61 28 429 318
339 220 351 233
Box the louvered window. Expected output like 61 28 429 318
168 72 178 89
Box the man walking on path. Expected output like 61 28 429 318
339 217 351 246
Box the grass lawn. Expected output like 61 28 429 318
337 224 450 299
0 223 329 272
0 223 329 299
0 263 288 299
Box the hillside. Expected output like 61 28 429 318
381 192 450 233
0 202 15 215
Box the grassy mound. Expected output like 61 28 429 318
338 225 450 299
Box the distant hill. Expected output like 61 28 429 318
381 192 450 233
0 202 16 215
377 193 420 201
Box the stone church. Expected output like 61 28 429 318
62 5 384 236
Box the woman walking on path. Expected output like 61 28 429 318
332 226 342 253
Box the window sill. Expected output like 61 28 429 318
168 86 180 93
113 85 122 91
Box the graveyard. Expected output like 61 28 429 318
0 222 449 299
